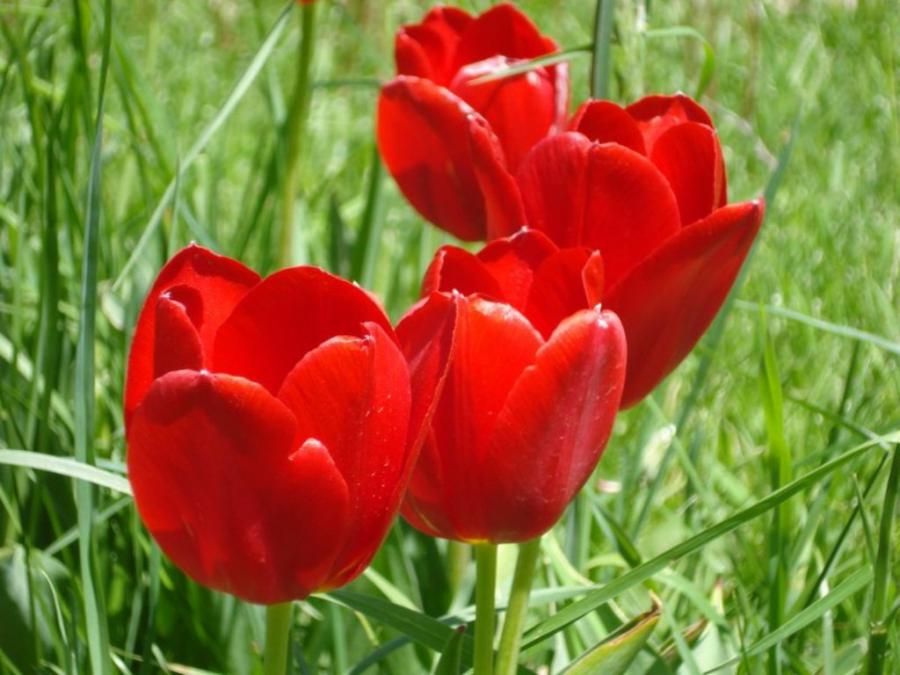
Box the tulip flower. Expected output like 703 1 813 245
124 244 449 606
397 229 626 544
514 94 765 407
378 3 567 240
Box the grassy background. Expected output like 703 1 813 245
1 0 897 673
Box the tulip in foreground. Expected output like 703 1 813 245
378 2 567 240
398 229 626 544
512 94 766 407
125 245 447 605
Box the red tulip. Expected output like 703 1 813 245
397 230 626 543
124 245 449 604
378 3 567 240
515 94 765 407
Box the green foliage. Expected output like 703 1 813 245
0 0 897 673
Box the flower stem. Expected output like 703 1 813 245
263 602 293 675
495 537 542 675
866 445 899 675
474 543 498 675
590 0 615 99
279 1 317 268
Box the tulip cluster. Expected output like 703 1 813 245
125 9 764 666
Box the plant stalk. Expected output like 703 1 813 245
279 1 317 268
474 543 498 675
264 602 293 675
495 538 542 675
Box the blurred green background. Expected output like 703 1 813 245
0 0 897 673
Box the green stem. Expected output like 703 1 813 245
279 1 317 268
590 0 615 99
495 538 542 675
474 543 498 675
264 602 293 675
866 445 899 675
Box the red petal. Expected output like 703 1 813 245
276 323 411 586
517 132 593 246
518 136 681 289
477 228 558 309
377 77 507 241
606 200 765 408
486 308 626 542
396 7 473 85
127 370 351 603
651 122 727 225
422 245 503 299
467 116 527 239
212 266 393 395
124 244 259 426
626 93 713 153
402 295 543 541
570 100 646 155
452 57 558 171
152 295 203 377
453 3 559 69
525 248 602 338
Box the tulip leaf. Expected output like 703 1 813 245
434 626 466 675
562 603 660 675
521 433 897 649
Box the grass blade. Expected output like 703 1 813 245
590 0 615 99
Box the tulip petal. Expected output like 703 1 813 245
402 295 543 541
396 7 473 85
518 135 681 289
606 200 765 408
378 77 511 241
477 228 558 308
525 249 603 339
124 244 259 425
570 100 646 155
467 116 527 239
128 370 350 604
486 308 626 541
625 93 713 153
276 322 411 586
422 246 503 299
650 122 726 225
453 2 559 69
452 57 558 172
212 266 393 395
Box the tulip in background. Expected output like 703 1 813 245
517 95 765 406
125 244 449 673
397 229 627 674
378 2 568 240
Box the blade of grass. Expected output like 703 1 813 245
112 1 294 291
521 433 896 650
590 0 615 99
0 450 132 495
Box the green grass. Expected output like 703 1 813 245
1 0 898 673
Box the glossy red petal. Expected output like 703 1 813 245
453 2 558 69
124 244 259 425
127 370 351 604
517 132 592 246
467 116 527 239
396 7 473 85
570 100 646 155
518 136 681 289
276 323 411 586
477 228 558 309
378 76 503 241
651 122 726 225
152 295 203 378
422 246 503 299
607 200 765 408
625 93 714 153
524 248 602 339
452 57 558 171
486 308 626 541
212 266 392 395
402 295 543 542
